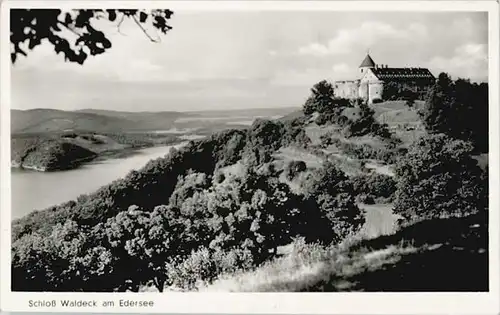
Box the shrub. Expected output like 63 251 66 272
350 98 366 107
165 247 255 290
372 98 383 104
331 139 406 165
315 113 330 126
357 194 375 204
393 134 488 223
285 160 307 180
350 173 397 200
302 161 365 242
342 103 392 140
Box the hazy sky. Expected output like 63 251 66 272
11 11 488 112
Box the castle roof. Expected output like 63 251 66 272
359 54 376 68
371 67 435 80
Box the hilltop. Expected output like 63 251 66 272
12 139 97 171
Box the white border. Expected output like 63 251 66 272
1 1 499 314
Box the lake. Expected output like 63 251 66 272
11 143 186 220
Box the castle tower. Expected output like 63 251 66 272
359 53 376 76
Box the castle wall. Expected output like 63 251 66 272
333 81 359 99
360 70 384 104
359 82 368 99
368 82 384 103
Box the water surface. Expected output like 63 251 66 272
11 144 185 220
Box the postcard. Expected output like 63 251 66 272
1 1 498 313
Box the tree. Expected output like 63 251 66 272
419 73 455 135
124 205 186 292
381 81 395 100
393 134 487 223
405 92 417 108
343 103 391 139
303 80 336 115
420 73 489 153
11 9 173 64
302 161 365 242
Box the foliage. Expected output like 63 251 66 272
284 160 307 180
329 138 407 165
405 93 417 108
243 119 310 166
11 129 248 241
315 111 349 127
393 134 488 222
342 104 392 140
303 80 351 116
208 212 487 292
13 139 97 171
12 220 116 292
11 9 173 64
419 73 488 153
165 247 255 290
371 98 383 104
350 173 397 201
302 162 365 242
382 81 422 101
303 80 335 115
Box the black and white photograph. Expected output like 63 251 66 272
1 0 498 313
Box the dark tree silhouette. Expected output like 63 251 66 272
419 72 489 153
10 9 173 64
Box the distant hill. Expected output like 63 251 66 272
278 109 305 122
11 109 185 134
11 107 300 134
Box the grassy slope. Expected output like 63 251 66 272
202 212 487 292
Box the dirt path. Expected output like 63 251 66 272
359 203 400 239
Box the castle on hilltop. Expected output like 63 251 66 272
333 53 435 104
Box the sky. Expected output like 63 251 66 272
11 10 488 112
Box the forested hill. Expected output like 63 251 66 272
11 74 488 293
11 119 308 241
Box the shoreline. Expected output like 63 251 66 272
11 140 187 173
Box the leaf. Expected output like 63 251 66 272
65 13 72 25
107 10 117 22
139 12 147 23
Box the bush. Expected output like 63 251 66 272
165 247 255 290
342 103 392 140
331 139 406 165
350 173 397 200
285 160 307 180
372 98 383 104
302 161 365 242
357 194 375 204
350 98 366 107
393 134 488 223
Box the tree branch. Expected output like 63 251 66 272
131 15 159 43
57 20 82 37
117 15 126 36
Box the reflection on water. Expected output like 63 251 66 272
11 144 185 220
